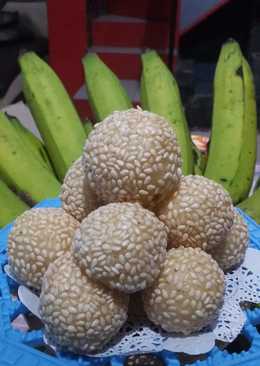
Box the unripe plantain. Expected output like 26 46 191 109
0 112 60 205
82 53 132 122
140 50 194 175
204 40 257 203
19 52 86 181
0 179 29 227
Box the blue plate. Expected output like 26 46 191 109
1 199 260 366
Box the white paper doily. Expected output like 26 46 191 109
5 247 260 357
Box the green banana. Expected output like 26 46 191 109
19 52 86 181
0 112 60 205
238 187 260 224
9 116 55 174
204 40 257 204
230 56 257 201
82 53 132 121
140 50 194 175
0 179 29 228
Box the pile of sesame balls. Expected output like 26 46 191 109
8 109 248 355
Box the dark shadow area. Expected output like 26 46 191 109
225 333 251 354
32 343 57 357
178 352 208 366
256 323 260 334
124 353 165 366
180 0 254 62
0 1 47 98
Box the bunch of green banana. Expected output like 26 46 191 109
0 112 60 206
9 115 54 174
0 179 29 227
140 50 194 175
19 52 86 181
204 39 257 204
82 53 132 122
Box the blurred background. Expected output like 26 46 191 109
0 0 260 131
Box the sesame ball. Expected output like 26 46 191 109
208 210 248 272
40 252 129 354
143 247 225 335
82 108 182 211
73 202 168 293
157 175 234 251
60 157 98 222
8 208 79 291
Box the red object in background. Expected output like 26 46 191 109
47 0 232 119
47 0 87 97
92 18 169 49
106 0 171 19
47 0 90 117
